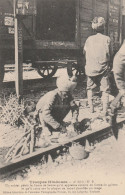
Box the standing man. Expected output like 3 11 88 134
83 17 112 115
110 40 125 113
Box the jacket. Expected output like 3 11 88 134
113 41 125 90
84 33 111 76
36 89 78 129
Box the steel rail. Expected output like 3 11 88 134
0 117 125 179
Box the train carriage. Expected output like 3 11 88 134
0 0 122 78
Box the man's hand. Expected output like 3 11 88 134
57 125 67 133
61 121 71 127
110 92 122 116
61 126 67 133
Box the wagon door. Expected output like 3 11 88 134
19 0 36 42
34 0 80 49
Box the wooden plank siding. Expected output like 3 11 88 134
80 0 93 46
108 0 121 54
33 0 80 49
0 0 35 52
0 0 122 52
80 0 121 55
0 0 13 38
95 1 108 21
80 0 108 47
122 16 125 41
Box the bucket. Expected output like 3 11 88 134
69 143 88 160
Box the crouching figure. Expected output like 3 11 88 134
36 76 79 136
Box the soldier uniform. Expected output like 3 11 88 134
83 17 112 114
36 76 78 135
113 40 125 94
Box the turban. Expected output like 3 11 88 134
56 75 77 92
92 17 105 31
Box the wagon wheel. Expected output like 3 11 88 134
67 64 85 77
37 64 58 78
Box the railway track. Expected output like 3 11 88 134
0 117 125 180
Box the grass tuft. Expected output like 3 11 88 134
0 94 25 126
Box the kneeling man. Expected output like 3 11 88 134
36 76 79 135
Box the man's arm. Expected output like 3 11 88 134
40 95 60 130
110 92 122 114
42 97 68 133
69 96 79 123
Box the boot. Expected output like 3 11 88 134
87 90 94 113
101 92 109 116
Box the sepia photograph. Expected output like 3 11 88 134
0 0 125 194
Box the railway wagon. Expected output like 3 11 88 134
0 0 122 79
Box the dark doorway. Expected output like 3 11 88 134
36 0 76 41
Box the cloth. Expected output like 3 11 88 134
56 75 77 92
87 70 110 92
84 33 111 76
113 41 125 90
36 89 78 130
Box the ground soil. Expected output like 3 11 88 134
0 68 125 195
